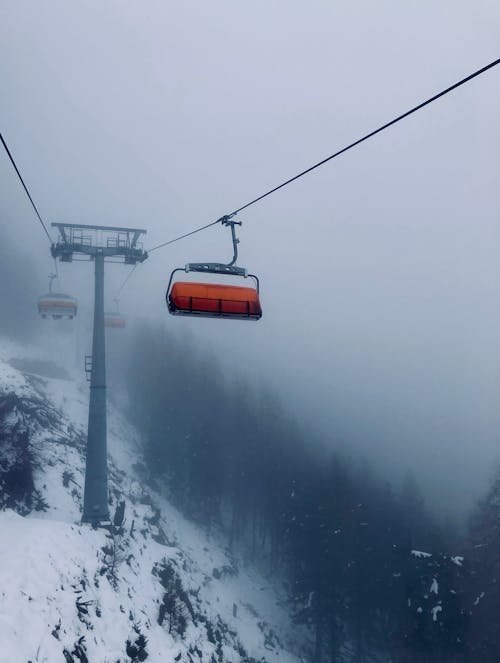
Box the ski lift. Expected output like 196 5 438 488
166 216 262 320
105 299 126 329
38 274 78 319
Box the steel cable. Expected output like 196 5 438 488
0 131 53 243
147 57 500 254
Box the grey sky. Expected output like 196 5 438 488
1 0 499 519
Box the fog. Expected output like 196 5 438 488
1 0 499 520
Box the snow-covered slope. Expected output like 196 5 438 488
0 340 305 663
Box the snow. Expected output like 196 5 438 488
0 510 137 662
431 605 442 622
430 578 438 594
451 556 464 567
0 339 305 662
411 550 432 559
0 353 33 399
474 591 485 606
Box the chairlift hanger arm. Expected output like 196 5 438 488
48 273 57 293
184 215 245 275
219 214 241 266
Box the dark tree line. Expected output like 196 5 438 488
465 472 500 662
123 322 490 663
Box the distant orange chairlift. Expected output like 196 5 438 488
38 274 78 320
166 216 262 320
104 299 126 329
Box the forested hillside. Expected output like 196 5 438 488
124 323 496 662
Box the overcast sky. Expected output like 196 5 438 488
1 0 499 520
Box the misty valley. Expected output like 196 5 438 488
1 2 499 662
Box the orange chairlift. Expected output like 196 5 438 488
38 274 78 319
166 216 262 320
105 299 126 329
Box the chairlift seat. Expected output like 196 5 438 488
168 281 262 320
105 314 126 328
38 293 78 319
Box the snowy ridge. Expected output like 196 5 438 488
0 341 304 662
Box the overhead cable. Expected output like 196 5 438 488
0 131 53 243
147 56 500 254
228 57 500 215
115 265 138 299
148 220 221 254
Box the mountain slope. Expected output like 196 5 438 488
0 340 306 663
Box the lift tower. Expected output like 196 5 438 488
51 223 147 524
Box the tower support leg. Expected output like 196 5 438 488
82 251 109 524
